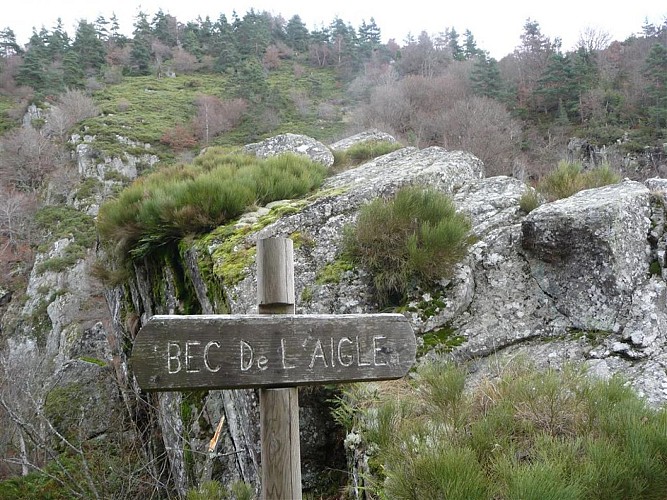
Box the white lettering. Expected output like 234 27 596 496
356 336 371 366
185 341 201 373
309 339 328 368
373 336 388 366
330 338 335 367
337 337 353 367
167 342 182 374
240 340 253 371
204 341 221 372
281 338 295 369
257 356 269 371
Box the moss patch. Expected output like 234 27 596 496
418 325 466 356
44 383 86 441
315 258 355 285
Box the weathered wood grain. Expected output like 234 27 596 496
131 313 416 391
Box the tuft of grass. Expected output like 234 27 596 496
519 187 541 213
332 140 402 169
344 186 472 306
97 151 327 263
336 359 667 500
537 161 620 201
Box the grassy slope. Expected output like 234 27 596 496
82 61 347 162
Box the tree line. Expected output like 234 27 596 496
0 10 663 147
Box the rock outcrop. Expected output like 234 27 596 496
5 129 667 497
242 133 335 167
329 128 398 151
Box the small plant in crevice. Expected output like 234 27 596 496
344 186 473 307
537 161 620 202
418 326 466 356
519 188 541 213
332 140 402 170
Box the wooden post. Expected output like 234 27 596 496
257 237 301 500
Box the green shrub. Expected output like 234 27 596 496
337 359 667 500
333 140 402 169
97 151 327 262
519 188 541 213
344 186 472 306
537 161 621 201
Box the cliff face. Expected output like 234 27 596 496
2 130 667 496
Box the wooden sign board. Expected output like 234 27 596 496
131 313 416 391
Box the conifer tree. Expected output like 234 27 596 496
0 27 22 57
130 11 152 76
471 53 503 100
536 50 576 118
16 31 49 92
71 20 106 75
235 9 272 58
62 50 84 88
46 19 70 62
463 29 481 60
643 43 667 132
285 15 309 53
448 28 465 61
212 14 240 72
231 57 268 103
358 18 381 57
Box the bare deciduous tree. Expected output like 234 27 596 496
356 68 473 147
43 89 100 138
0 127 66 191
171 47 198 74
263 45 282 70
192 95 247 144
0 187 37 251
577 26 612 53
441 96 522 176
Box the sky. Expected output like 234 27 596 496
3 0 666 59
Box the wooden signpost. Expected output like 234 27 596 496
131 313 415 391
130 237 416 499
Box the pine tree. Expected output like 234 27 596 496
152 10 177 47
570 47 598 124
0 27 23 57
212 14 240 72
129 10 153 75
16 31 49 92
643 43 667 132
329 17 360 74
109 13 127 46
471 53 503 100
536 51 576 117
231 57 268 104
235 9 272 58
94 16 110 42
358 18 381 57
181 24 203 58
71 20 106 75
62 50 84 88
130 36 152 76
448 28 465 61
285 15 309 53
463 30 480 60
47 19 70 62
